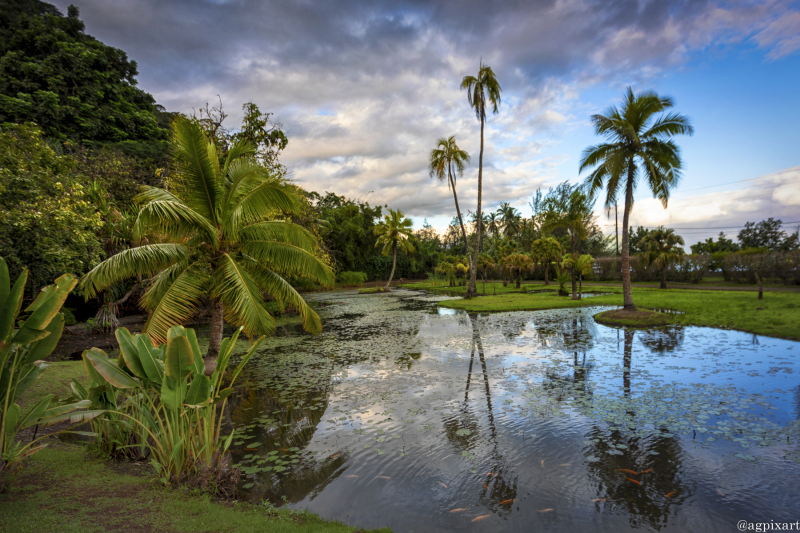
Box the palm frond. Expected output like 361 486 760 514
244 262 323 334
134 200 219 249
172 118 223 224
242 241 334 284
227 181 299 231
80 244 188 299
141 261 211 345
239 221 317 252
212 254 275 338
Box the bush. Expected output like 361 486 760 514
337 271 368 287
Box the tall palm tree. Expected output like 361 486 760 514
580 87 693 309
487 212 501 238
531 237 562 285
374 209 415 289
429 136 471 269
640 226 685 289
81 117 334 358
461 62 502 297
497 202 521 237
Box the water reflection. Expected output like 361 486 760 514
225 289 800 532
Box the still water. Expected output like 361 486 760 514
228 289 800 532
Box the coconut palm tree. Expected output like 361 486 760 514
640 226 685 289
461 62 502 297
81 117 333 358
374 209 415 289
430 136 471 268
531 237 562 285
497 202 521 237
580 87 693 309
487 212 501 238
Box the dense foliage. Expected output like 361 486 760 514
0 1 166 151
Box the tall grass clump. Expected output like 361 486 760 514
338 271 368 287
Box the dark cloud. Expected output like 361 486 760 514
52 0 800 221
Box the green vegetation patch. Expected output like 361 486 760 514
17 361 88 412
593 308 672 328
0 444 389 533
359 287 389 294
439 287 800 340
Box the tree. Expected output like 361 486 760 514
690 231 739 254
373 208 415 289
497 202 521 237
487 212 501 238
738 218 799 251
561 253 594 298
0 3 165 146
80 117 333 358
461 62 502 298
429 135 471 270
627 226 652 255
531 237 562 285
505 252 533 289
580 87 694 310
640 226 685 289
476 253 494 293
541 188 594 299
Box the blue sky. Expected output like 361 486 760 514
55 0 800 245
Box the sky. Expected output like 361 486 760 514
52 0 800 246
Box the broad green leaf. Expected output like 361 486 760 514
82 349 106 385
23 274 77 331
165 335 194 380
12 326 50 345
25 313 64 363
185 375 210 405
0 257 9 306
116 328 147 379
17 395 54 429
4 403 20 437
0 269 28 342
136 335 164 384
185 328 204 375
14 363 45 398
86 351 140 389
167 325 186 340
160 377 182 411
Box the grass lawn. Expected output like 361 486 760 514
437 286 800 340
0 444 389 533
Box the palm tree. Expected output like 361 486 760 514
504 252 533 289
561 253 594 298
541 189 593 299
461 62 502 297
81 117 333 358
429 136 471 269
640 226 685 289
374 209 415 289
487 212 501 238
531 237 562 285
476 253 494 293
580 87 693 309
497 202 521 237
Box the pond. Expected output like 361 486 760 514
227 288 800 532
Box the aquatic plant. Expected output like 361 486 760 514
76 325 264 495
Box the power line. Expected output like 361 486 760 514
602 220 800 230
676 168 800 193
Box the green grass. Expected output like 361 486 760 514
437 286 800 340
593 309 672 328
399 280 551 296
358 287 389 294
0 444 389 533
18 361 88 411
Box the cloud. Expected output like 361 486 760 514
51 0 800 221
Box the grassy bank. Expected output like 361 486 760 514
436 286 800 340
1 444 388 533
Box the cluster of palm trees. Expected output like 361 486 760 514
431 80 693 310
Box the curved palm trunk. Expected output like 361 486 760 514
207 300 224 359
621 165 636 309
449 168 472 271
385 242 397 290
467 118 484 298
660 267 667 289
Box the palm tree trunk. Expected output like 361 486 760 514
467 118 484 298
621 165 635 309
207 300 224 358
450 169 472 271
515 269 521 289
660 267 667 289
544 261 550 285
570 234 578 300
385 243 397 290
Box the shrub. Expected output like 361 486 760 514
338 271 368 287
